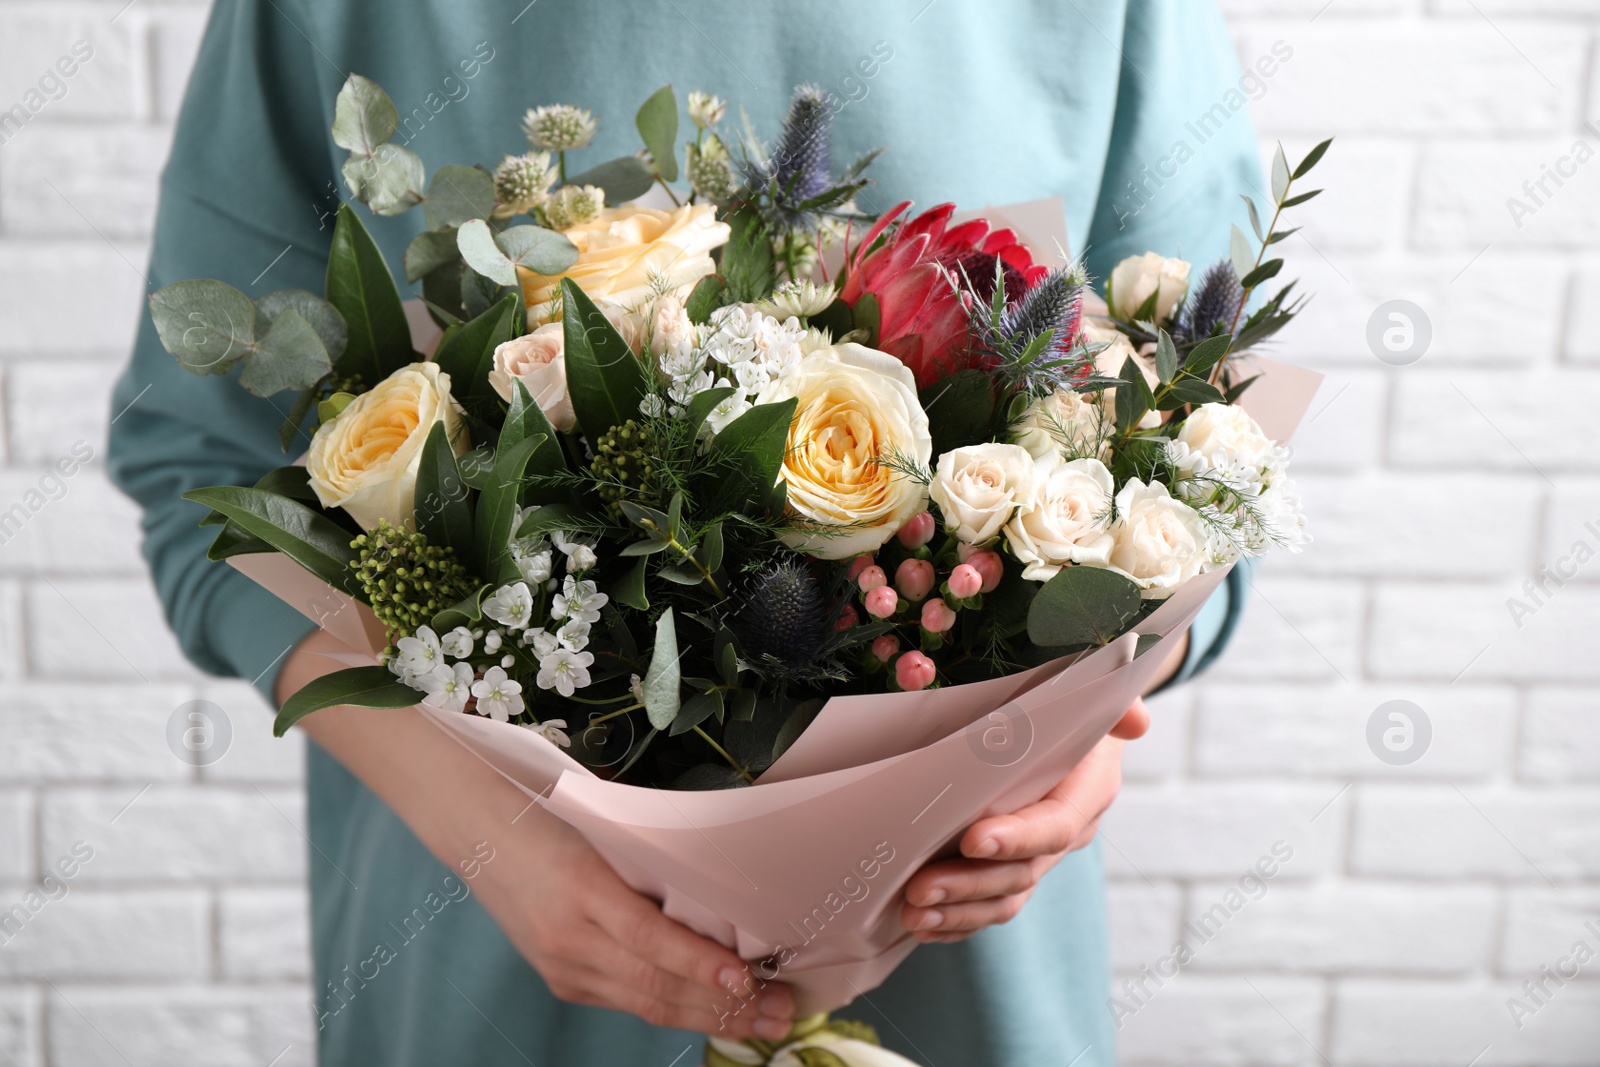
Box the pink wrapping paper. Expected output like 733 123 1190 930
230 291 1324 1015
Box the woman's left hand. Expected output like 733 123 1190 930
899 698 1151 942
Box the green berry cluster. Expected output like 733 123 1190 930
326 373 365 396
590 419 659 515
351 519 470 640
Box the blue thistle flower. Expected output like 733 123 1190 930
741 85 837 232
1177 259 1244 343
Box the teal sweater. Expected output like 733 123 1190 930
108 2 1257 1063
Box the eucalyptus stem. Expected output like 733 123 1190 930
658 177 682 207
693 726 754 784
588 702 644 726
1212 188 1290 387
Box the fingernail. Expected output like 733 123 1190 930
969 837 1000 858
919 886 946 906
718 966 747 993
757 991 793 1019
754 1018 791 1042
916 908 943 930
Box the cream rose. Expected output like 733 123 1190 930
307 362 468 532
755 343 932 559
1014 386 1108 462
1108 252 1191 323
612 293 695 357
1107 478 1207 599
520 202 730 321
1005 456 1115 581
1174 402 1274 469
487 322 575 431
929 442 1036 545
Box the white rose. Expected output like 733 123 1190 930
618 293 695 357
487 322 576 431
1174 402 1274 470
307 362 468 532
1108 252 1191 323
1014 386 1108 462
1004 457 1116 581
755 342 932 559
1107 478 1208 599
929 442 1037 545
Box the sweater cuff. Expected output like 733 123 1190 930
203 566 318 703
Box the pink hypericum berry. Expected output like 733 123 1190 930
967 550 1004 593
957 542 979 563
846 554 875 581
864 586 899 619
895 558 936 602
897 511 937 549
921 598 957 633
857 565 888 593
871 635 901 663
895 650 937 691
834 605 860 631
947 563 983 600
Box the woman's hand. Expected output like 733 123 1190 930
899 698 1151 943
281 632 796 1040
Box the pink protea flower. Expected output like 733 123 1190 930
839 201 1049 388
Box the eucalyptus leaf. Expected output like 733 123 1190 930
255 289 348 364
1154 329 1178 385
456 219 578 287
635 84 679 183
1271 143 1291 203
612 557 649 611
642 608 681 731
1242 195 1264 242
424 164 496 231
239 308 332 396
1281 188 1322 208
1229 224 1256 283
1184 334 1231 378
274 666 418 737
1026 566 1143 647
404 230 461 283
149 280 256 377
565 155 655 204
1168 378 1225 406
669 691 721 737
1293 138 1333 180
343 143 425 217
1240 259 1283 290
331 74 399 155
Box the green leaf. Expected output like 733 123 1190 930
1240 259 1283 290
1114 356 1149 433
612 557 649 611
635 84 679 183
1270 143 1291 203
502 379 568 503
278 383 323 453
238 308 332 396
703 397 797 514
472 434 544 581
1229 224 1256 283
642 608 681 731
684 386 736 441
697 522 724 573
1154 329 1178 385
457 220 579 288
1293 138 1332 180
274 666 418 737
149 280 255 377
424 164 495 231
657 563 703 586
1169 378 1225 406
515 502 586 539
561 278 646 436
326 204 414 385
1266 226 1301 245
331 74 398 155
182 486 361 595
1184 334 1231 378
205 520 274 561
1241 195 1264 242
851 291 881 347
1026 566 1144 647
256 290 347 365
565 155 655 204
432 583 491 632
432 293 519 411
685 273 726 325
920 370 995 456
669 690 722 736
1280 188 1322 208
404 230 461 283
343 144 425 217
1224 374 1260 404
414 420 474 561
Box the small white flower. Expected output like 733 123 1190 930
440 626 476 660
492 151 556 218
556 618 591 652
523 103 597 151
551 576 607 624
566 543 598 573
536 649 595 698
470 666 525 722
420 662 474 713
525 628 560 657
525 718 572 748
756 279 836 320
501 653 516 669
541 183 605 231
687 91 726 129
483 582 535 631
629 673 645 703
391 626 443 685
484 629 504 654
516 548 555 585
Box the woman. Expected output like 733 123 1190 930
108 0 1257 1062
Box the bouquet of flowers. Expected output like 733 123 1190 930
148 75 1327 1065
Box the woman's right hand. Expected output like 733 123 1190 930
281 631 796 1040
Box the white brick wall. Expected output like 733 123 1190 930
0 0 1594 1063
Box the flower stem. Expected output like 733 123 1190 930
588 702 643 726
657 177 682 207
694 726 754 784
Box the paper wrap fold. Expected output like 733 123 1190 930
233 354 1321 1015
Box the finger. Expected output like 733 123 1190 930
912 931 972 944
1109 698 1150 740
903 857 1037 910
907 892 1033 935
594 972 787 1040
960 744 1121 861
1067 815 1101 854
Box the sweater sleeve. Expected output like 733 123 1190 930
1086 0 1265 687
107 0 342 701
